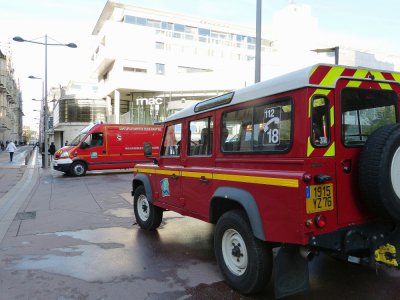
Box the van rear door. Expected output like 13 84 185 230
334 77 400 225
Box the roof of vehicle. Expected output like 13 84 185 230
165 63 400 122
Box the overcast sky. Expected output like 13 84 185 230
1 0 400 128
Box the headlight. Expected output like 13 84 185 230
60 151 70 158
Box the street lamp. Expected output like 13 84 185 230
29 76 45 166
13 35 77 168
311 46 340 65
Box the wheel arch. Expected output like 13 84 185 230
71 158 88 169
209 187 265 241
132 173 154 203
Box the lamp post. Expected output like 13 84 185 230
255 0 262 83
13 35 77 168
29 76 45 167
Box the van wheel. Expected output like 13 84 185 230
214 210 272 294
71 161 87 177
359 124 400 221
134 186 163 230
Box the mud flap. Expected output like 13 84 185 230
273 245 310 299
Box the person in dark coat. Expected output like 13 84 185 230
48 142 56 161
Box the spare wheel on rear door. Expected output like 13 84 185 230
359 124 400 221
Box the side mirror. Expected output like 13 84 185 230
143 142 158 165
144 142 152 157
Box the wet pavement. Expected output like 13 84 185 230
1 150 400 299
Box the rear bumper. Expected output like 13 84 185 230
53 158 72 173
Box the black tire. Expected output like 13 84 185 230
133 186 163 230
70 161 87 177
214 210 272 294
359 124 400 220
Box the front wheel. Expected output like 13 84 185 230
133 186 163 230
70 161 87 177
214 210 272 294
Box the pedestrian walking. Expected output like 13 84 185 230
5 140 17 162
48 142 56 162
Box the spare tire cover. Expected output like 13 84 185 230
358 124 400 221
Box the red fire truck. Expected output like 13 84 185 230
53 123 162 176
131 64 400 298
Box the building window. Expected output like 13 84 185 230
124 15 136 24
147 19 161 28
178 66 212 73
123 67 147 73
199 28 210 36
156 63 165 75
155 42 165 49
174 23 185 32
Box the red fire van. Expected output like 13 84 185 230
131 64 400 298
53 123 162 176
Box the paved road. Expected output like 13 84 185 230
1 151 400 299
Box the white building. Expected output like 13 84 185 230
90 0 273 124
0 46 23 144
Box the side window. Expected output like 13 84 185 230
84 132 104 148
188 117 213 156
341 88 397 146
222 98 292 152
161 123 181 156
311 96 330 147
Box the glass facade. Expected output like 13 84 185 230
119 90 230 125
58 99 107 123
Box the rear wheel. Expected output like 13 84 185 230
134 186 163 230
214 210 272 294
70 161 87 177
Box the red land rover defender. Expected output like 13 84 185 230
131 64 400 298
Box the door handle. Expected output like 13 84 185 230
102 150 106 154
341 159 352 174
314 174 332 183
199 176 209 184
171 174 179 181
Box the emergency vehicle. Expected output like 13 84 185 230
53 123 162 176
131 64 400 298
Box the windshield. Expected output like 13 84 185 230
70 132 87 146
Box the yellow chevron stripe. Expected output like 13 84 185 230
324 142 335 157
319 67 345 87
346 69 369 88
370 71 392 90
392 73 400 82
330 106 335 127
307 137 314 157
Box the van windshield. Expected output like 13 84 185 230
70 132 87 146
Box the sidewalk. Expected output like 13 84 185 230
0 146 33 200
0 146 39 243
